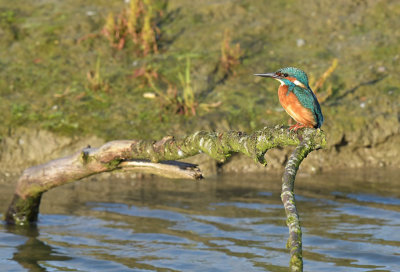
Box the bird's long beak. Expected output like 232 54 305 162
253 73 279 78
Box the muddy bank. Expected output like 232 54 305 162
1 0 399 178
0 128 103 177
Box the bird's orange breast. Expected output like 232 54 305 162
278 85 316 127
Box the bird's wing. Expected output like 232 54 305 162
292 86 324 127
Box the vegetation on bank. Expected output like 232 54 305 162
0 0 399 146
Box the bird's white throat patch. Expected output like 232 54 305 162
276 79 285 86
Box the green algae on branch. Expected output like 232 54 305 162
4 193 42 226
128 125 323 164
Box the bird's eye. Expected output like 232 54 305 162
283 73 289 77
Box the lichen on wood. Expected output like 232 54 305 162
3 125 325 271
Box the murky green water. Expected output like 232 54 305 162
1 170 399 271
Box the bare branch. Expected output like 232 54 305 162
119 160 203 180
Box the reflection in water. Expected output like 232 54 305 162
4 225 71 271
0 169 400 271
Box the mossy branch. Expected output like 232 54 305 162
281 128 325 271
4 126 326 271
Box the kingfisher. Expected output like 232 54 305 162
254 67 323 130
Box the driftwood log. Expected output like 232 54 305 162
4 125 326 272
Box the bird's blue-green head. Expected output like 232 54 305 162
254 67 310 89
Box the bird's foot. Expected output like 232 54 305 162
289 123 307 132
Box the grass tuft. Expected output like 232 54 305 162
100 0 161 56
220 29 244 76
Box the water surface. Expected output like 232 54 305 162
1 169 399 271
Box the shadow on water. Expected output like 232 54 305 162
1 169 400 271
